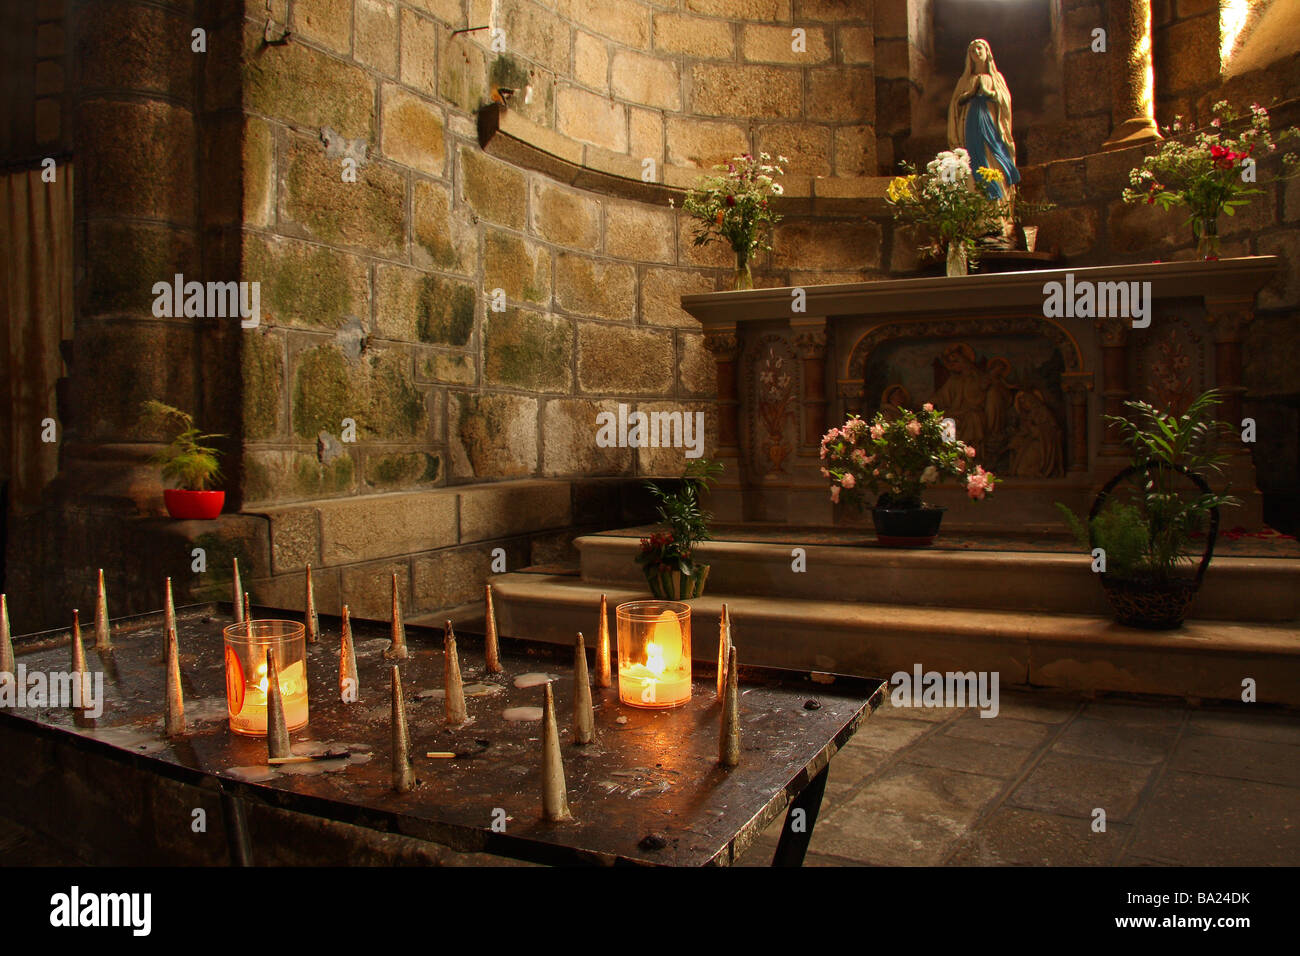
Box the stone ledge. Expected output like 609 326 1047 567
574 534 1300 622
489 573 1300 706
251 480 578 572
477 101 893 214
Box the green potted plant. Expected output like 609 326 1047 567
1056 389 1240 629
140 400 226 520
636 459 724 599
820 403 998 546
681 153 785 290
1121 100 1299 259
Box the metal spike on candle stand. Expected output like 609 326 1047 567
595 593 611 689
232 557 244 624
339 605 359 704
243 592 253 633
164 621 186 737
70 610 89 723
265 649 291 761
443 621 467 725
483 584 502 674
304 564 320 644
93 569 111 651
161 577 176 662
719 645 740 768
716 603 731 700
573 632 594 745
0 594 14 678
386 574 408 660
391 665 414 793
541 682 572 821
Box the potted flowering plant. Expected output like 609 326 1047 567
820 403 997 546
887 148 1011 276
140 400 226 520
681 153 786 290
1122 100 1299 259
635 459 724 599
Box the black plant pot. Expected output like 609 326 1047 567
871 506 946 547
1089 463 1220 630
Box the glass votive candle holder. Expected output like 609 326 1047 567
223 619 309 736
616 600 691 709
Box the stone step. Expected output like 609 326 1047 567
575 534 1300 622
488 572 1300 706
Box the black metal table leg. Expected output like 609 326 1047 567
771 763 829 867
220 787 253 866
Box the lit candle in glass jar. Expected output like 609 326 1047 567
223 620 310 735
616 602 691 708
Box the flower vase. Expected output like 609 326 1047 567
945 241 968 277
732 249 753 291
1192 214 1220 261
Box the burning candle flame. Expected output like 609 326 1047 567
645 642 665 676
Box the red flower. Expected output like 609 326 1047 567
725 194 736 207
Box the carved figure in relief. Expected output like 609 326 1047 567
1008 389 1064 478
931 343 991 452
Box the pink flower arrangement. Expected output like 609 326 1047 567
820 403 998 510
966 465 994 500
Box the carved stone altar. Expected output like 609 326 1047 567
683 257 1278 532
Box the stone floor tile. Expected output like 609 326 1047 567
945 806 1132 866
1168 733 1300 789
809 763 1005 864
872 698 965 723
1050 716 1180 765
1007 753 1156 822
1186 709 1300 745
842 716 938 754
1123 772 1300 866
1081 699 1187 728
991 692 1082 723
944 713 1056 748
902 734 1039 778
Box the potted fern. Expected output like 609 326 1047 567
140 400 226 520
635 459 723 600
1057 389 1239 629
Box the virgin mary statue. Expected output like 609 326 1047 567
947 39 1019 201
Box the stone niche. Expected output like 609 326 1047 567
684 257 1279 534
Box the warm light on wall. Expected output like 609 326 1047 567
1220 0 1252 66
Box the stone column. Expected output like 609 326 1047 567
1204 297 1253 446
1204 297 1262 526
704 327 741 454
1061 373 1094 473
792 321 829 455
1095 318 1130 458
1101 0 1162 150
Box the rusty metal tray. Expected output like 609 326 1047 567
3 603 884 866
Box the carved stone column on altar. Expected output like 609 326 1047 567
704 327 741 453
792 321 829 456
1204 297 1253 450
1095 317 1131 457
1101 0 1162 150
1061 372 1094 473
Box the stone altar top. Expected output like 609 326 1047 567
680 256 1280 324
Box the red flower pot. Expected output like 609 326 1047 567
163 489 225 520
